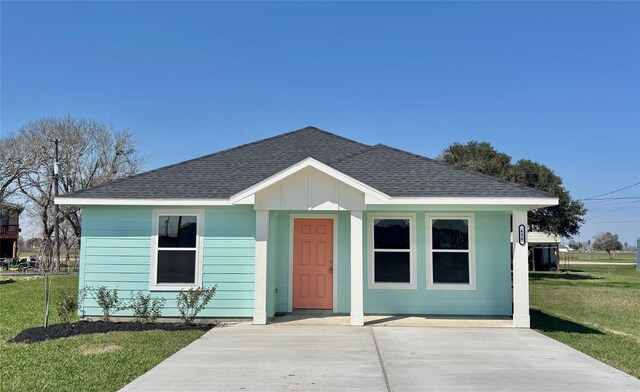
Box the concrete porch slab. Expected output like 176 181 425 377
270 313 513 328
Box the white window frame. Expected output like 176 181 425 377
426 213 476 291
150 209 205 291
367 213 417 289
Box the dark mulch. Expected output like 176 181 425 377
9 321 216 344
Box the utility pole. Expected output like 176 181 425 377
53 139 60 272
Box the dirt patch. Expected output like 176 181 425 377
8 321 215 344
81 344 123 355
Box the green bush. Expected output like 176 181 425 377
55 288 78 324
129 291 165 323
86 285 126 321
176 286 217 325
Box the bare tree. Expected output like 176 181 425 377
0 133 42 204
17 115 146 244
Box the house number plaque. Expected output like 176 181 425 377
518 224 526 246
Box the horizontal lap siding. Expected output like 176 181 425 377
363 210 512 316
79 205 255 319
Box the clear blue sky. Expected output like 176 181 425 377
2 2 639 244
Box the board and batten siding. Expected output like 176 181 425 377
79 205 256 318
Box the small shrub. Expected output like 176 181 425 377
55 288 78 324
129 291 165 323
87 285 126 321
176 286 217 325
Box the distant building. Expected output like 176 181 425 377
0 203 23 259
511 231 560 271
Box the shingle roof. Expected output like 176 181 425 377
59 126 552 200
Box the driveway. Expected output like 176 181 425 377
120 324 639 391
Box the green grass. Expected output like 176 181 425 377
0 275 206 392
564 251 637 262
530 265 640 378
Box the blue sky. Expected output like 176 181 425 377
2 2 639 244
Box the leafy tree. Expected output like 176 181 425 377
438 141 586 237
592 232 623 259
568 240 583 251
624 241 628 250
436 141 511 178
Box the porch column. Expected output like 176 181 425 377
512 210 530 328
13 239 18 259
350 210 364 326
253 210 269 325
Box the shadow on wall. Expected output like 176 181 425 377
531 309 603 335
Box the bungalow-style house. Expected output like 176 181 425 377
55 127 558 327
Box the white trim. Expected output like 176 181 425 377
426 213 477 291
367 213 417 290
149 209 205 291
378 197 558 208
288 214 339 313
350 211 364 326
230 157 390 203
253 210 269 325
512 210 530 328
55 197 233 206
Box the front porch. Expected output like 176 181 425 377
252 208 531 328
269 311 513 328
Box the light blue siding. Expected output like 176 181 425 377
363 210 512 316
79 204 513 319
79 205 255 318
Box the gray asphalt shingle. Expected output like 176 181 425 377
58 126 551 200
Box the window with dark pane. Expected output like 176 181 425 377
432 219 468 250
156 215 198 284
158 216 197 248
432 252 469 284
374 219 410 249
157 250 196 283
374 252 410 283
373 218 411 284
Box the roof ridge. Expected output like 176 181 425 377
60 126 370 198
372 144 554 198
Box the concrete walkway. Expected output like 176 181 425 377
120 324 640 392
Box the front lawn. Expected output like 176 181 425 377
0 275 207 391
530 265 640 378
564 251 636 262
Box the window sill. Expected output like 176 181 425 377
149 284 200 292
368 282 417 290
426 283 477 291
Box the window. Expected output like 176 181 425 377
368 214 416 289
151 210 203 290
426 214 476 290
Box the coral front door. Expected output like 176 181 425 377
293 218 334 310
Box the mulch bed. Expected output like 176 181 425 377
9 321 216 344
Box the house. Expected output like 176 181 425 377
0 203 23 259
55 127 558 327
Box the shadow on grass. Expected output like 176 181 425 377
531 309 603 335
529 271 600 281
0 279 16 285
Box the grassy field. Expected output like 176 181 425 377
530 264 640 378
0 275 206 392
563 251 637 262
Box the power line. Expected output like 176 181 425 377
581 181 640 201
584 196 640 201
587 199 640 220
